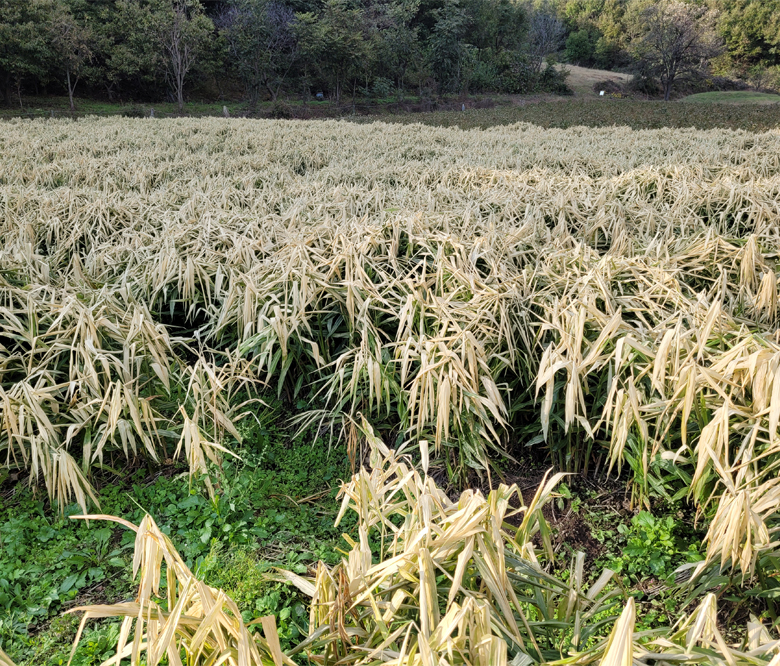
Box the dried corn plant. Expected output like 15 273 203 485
289 422 625 665
3 117 780 585
67 430 624 666
532 241 780 579
66 513 292 666
557 593 780 666
0 277 248 510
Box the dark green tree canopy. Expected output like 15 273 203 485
1 0 777 108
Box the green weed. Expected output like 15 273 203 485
610 511 703 583
0 401 352 665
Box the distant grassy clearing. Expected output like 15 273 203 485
553 63 632 97
682 90 780 104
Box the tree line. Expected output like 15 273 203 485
554 0 779 95
0 0 778 110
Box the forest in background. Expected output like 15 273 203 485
1 0 779 112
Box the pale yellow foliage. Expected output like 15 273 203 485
2 117 779 583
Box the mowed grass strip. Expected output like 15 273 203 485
682 91 780 105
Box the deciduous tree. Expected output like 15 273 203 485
156 0 213 112
218 0 298 104
297 0 369 104
0 0 54 106
527 1 565 73
50 1 93 112
428 0 470 92
372 0 422 97
628 0 723 101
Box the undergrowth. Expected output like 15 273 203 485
0 402 353 664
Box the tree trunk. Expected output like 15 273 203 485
66 68 75 112
3 72 13 107
176 58 184 113
663 64 676 102
167 10 189 115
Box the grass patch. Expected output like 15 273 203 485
366 98 780 131
4 95 780 131
681 91 780 104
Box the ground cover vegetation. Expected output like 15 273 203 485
2 116 780 664
366 99 780 131
5 97 780 131
1 0 779 113
0 405 355 664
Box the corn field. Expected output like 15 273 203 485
2 117 780 664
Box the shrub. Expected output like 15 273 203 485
120 105 146 118
538 62 572 94
268 100 294 118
